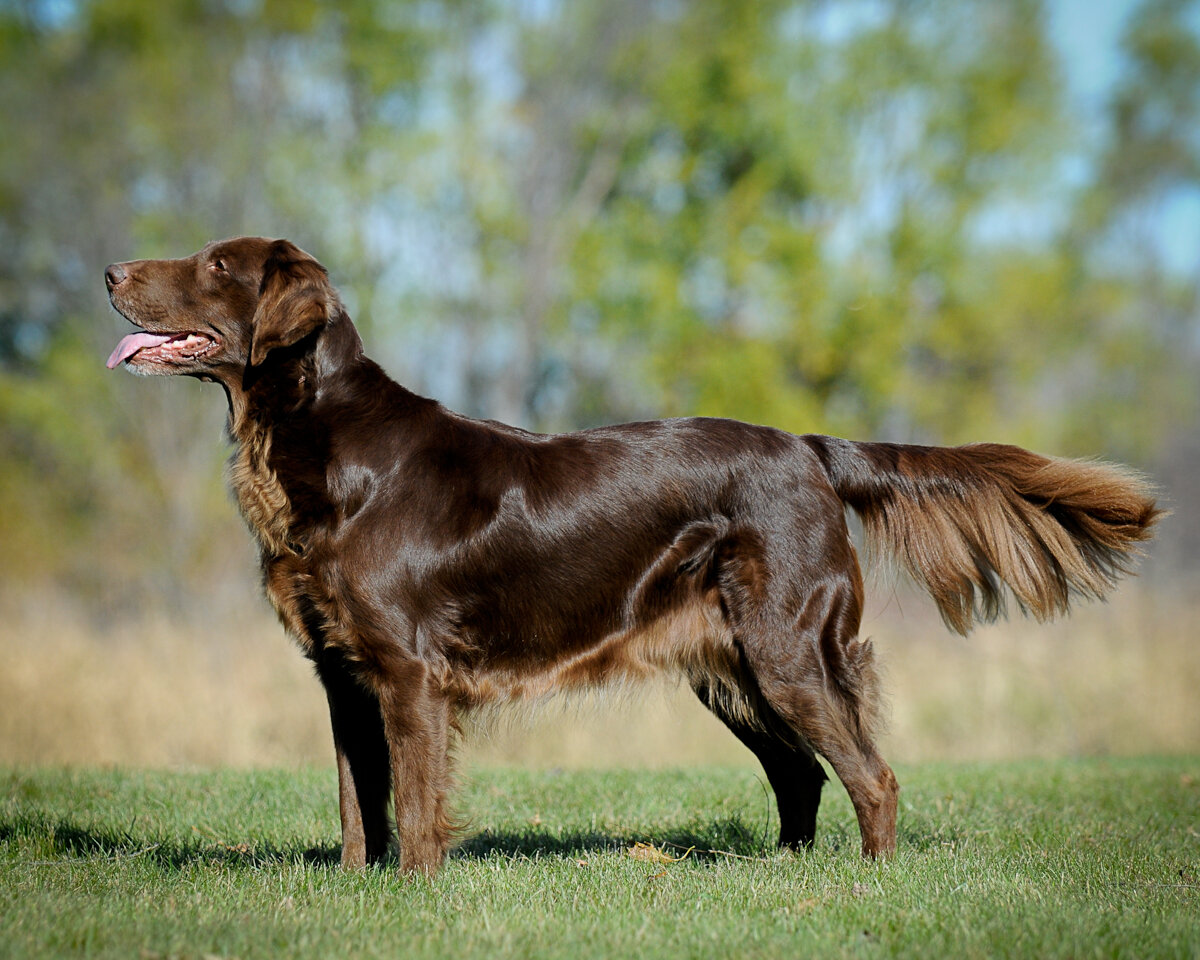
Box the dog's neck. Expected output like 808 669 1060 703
220 312 430 559
221 311 359 556
220 311 359 438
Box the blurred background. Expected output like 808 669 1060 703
1 0 1197 770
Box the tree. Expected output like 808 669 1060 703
568 0 1119 450
1 0 1195 614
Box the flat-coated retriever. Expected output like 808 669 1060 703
105 237 1160 874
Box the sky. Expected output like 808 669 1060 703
1050 0 1135 106
1051 0 1200 274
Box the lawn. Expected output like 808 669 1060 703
1 758 1197 959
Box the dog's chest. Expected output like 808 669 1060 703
228 424 294 557
227 420 346 656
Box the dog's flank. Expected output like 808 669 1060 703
105 237 1161 874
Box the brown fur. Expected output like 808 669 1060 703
813 439 1162 634
104 238 1161 873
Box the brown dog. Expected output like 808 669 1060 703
105 237 1160 873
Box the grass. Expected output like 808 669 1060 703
2 758 1198 959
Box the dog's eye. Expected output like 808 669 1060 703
209 259 228 274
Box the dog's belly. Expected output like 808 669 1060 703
445 593 741 706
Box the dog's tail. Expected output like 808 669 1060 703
806 436 1163 635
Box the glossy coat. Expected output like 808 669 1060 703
105 237 1161 873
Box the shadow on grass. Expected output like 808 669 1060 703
0 812 342 870
2 811 789 869
2 809 960 870
454 816 774 863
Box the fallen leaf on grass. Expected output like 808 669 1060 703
191 825 252 855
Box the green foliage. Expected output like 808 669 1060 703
0 0 1197 603
568 1 1131 446
2 759 1198 958
0 328 234 602
1104 0 1200 202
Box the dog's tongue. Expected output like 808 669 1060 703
106 332 173 369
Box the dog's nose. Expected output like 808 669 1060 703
104 263 127 290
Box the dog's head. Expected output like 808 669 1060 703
105 237 336 381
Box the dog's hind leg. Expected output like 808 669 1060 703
717 530 897 858
691 680 828 849
737 580 897 858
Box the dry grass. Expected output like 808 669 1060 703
1 581 1196 770
864 580 1200 761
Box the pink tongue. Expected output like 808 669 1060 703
106 332 174 369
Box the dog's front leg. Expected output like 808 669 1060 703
377 664 454 876
315 653 393 868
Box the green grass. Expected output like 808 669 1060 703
2 758 1197 959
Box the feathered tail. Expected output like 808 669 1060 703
807 436 1163 634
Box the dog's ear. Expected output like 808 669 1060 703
250 240 333 367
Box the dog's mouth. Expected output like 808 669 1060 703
106 330 219 369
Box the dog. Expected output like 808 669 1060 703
105 237 1160 874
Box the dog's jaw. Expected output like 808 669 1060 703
106 330 220 371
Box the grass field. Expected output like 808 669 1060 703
2 758 1197 959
